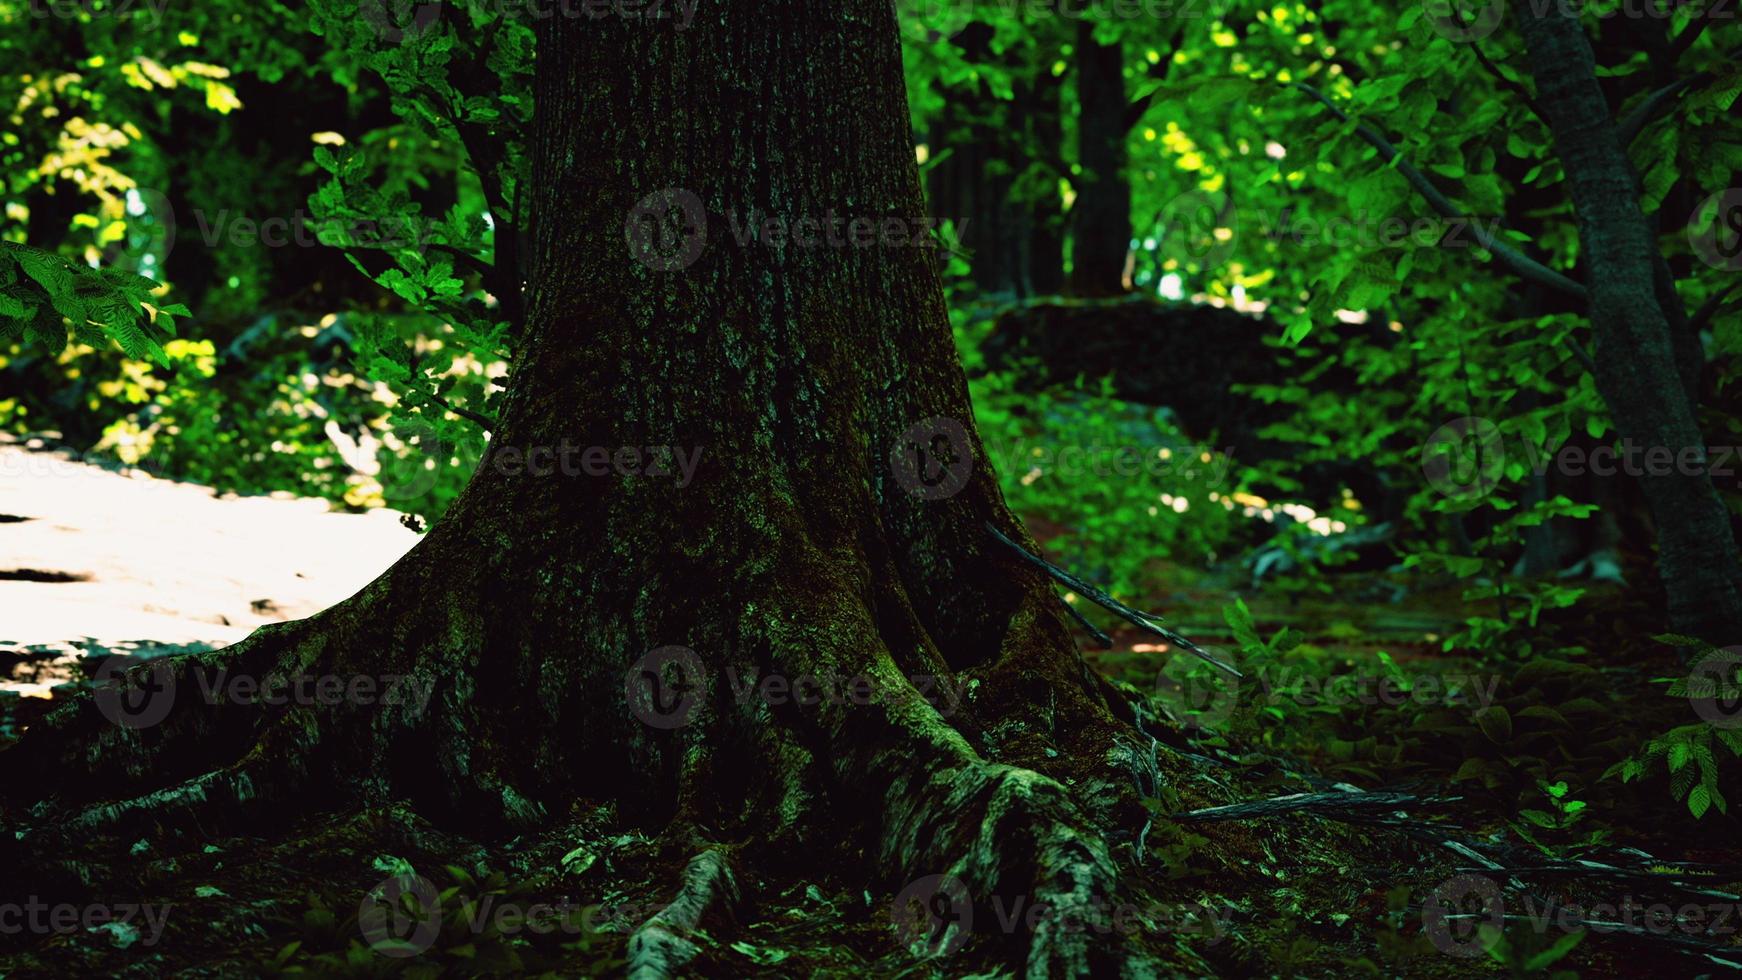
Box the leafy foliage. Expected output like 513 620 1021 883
0 241 181 365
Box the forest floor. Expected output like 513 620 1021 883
1 439 1738 976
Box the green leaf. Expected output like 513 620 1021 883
1523 929 1584 972
1688 782 1712 819
1189 76 1257 110
1476 705 1512 743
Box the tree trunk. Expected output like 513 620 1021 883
1025 56 1068 297
0 4 1197 974
1068 20 1131 297
925 23 1024 298
1512 1 1742 641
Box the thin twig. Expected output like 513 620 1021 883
1618 45 1742 146
985 522 1240 677
425 242 495 279
1175 791 1461 823
1618 74 1704 146
1468 35 1547 122
1452 859 1740 902
1058 594 1114 648
425 390 496 432
1669 7 1716 62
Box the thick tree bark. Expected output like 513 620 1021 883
1068 19 1131 297
0 4 1195 975
1512 2 1742 640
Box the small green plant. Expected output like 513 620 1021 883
1604 635 1742 820
1606 723 1742 820
1478 921 1583 979
1509 779 1608 858
259 864 625 978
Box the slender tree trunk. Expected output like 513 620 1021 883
1512 2 1742 640
1 4 1190 974
1026 57 1068 296
1068 19 1130 297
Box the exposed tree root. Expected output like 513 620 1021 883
0 435 1299 977
627 847 742 979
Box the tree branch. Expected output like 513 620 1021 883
1669 6 1716 63
425 242 495 280
1469 38 1547 123
425 389 497 432
1290 83 1588 302
1176 791 1461 823
1691 281 1741 334
985 522 1239 677
1618 74 1703 146
1617 45 1742 146
1058 593 1114 648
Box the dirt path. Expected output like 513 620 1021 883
0 434 417 728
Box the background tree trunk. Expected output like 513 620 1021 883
1068 20 1130 297
1513 1 1742 640
1023 52 1069 297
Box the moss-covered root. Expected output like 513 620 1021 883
0 614 333 850
883 759 1167 976
627 847 742 980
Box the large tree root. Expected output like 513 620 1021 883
0 490 1269 976
627 846 742 979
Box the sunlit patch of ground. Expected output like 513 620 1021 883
0 434 418 737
